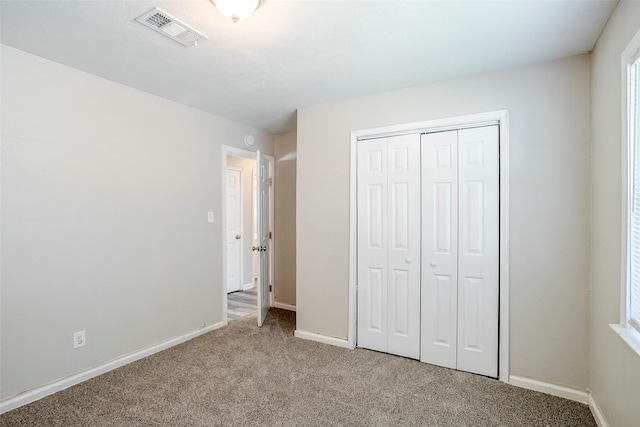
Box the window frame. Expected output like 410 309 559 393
615 28 640 356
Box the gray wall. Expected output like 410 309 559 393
297 54 592 389
226 155 257 288
590 1 640 426
0 45 273 400
274 132 297 307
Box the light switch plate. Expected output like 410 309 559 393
207 211 214 223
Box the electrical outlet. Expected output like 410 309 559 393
73 330 86 349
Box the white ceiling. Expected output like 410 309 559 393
0 0 618 134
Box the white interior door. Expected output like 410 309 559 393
256 150 270 327
357 137 387 353
456 126 499 377
357 134 421 359
226 167 242 293
421 125 499 378
421 131 459 369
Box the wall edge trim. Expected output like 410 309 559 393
294 329 353 349
588 393 610 427
508 375 589 403
273 302 297 312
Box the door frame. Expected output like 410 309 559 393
221 145 275 323
348 110 510 382
225 165 244 293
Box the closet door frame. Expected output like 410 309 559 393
348 110 510 383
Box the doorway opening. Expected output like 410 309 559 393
222 146 274 327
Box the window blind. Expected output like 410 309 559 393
628 56 640 333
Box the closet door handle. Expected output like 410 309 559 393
405 258 412 264
429 261 437 267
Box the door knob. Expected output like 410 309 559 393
405 258 412 264
429 261 437 267
235 235 241 239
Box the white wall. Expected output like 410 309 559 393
590 1 640 426
297 55 592 389
226 155 257 288
274 132 297 306
0 45 273 400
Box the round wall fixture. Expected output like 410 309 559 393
244 134 255 146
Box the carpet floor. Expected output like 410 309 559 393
0 309 596 426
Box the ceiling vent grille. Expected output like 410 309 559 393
135 8 207 47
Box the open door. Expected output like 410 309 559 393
225 167 242 293
255 150 271 327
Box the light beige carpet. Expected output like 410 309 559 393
0 309 596 426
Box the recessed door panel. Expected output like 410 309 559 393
435 275 454 346
368 150 383 173
390 269 409 336
461 180 485 255
391 146 409 171
435 182 453 254
391 183 409 250
368 184 384 249
459 276 483 351
368 268 385 332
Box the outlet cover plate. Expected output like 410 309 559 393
73 330 86 349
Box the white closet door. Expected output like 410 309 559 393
421 125 499 377
357 134 421 359
421 130 459 368
386 135 421 359
456 126 499 378
357 138 388 353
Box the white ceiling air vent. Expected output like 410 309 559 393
135 8 207 47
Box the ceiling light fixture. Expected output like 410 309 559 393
211 0 262 23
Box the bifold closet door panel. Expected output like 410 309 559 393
421 130 459 369
357 135 421 359
456 125 499 378
386 135 421 360
421 125 499 377
357 138 389 354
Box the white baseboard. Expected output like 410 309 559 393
509 375 589 404
294 329 353 349
588 394 609 427
0 320 227 414
272 301 296 312
241 282 255 291
508 376 610 426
